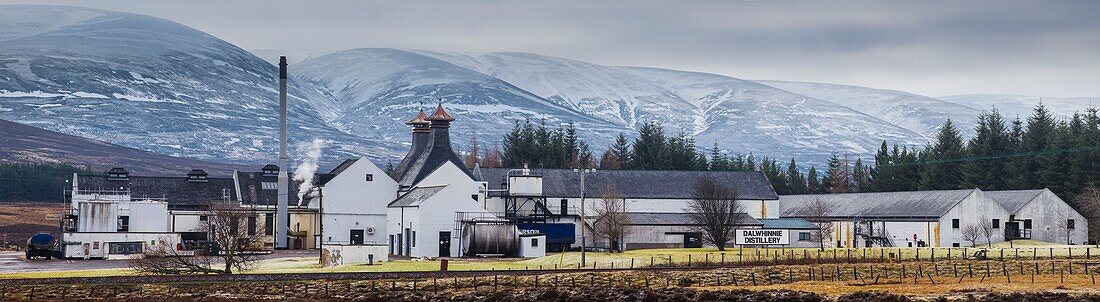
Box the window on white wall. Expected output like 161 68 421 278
1068 219 1076 230
992 219 1000 229
262 182 278 190
365 174 373 181
952 219 960 228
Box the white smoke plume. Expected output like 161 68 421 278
293 138 325 202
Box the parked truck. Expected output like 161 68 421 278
25 233 57 260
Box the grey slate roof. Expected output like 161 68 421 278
618 212 762 226
477 168 778 200
388 185 447 207
985 189 1045 213
233 171 305 206
76 174 236 208
778 189 978 220
758 218 816 229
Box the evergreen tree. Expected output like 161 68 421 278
869 141 894 192
823 153 848 193
962 108 1012 190
807 166 821 194
632 121 667 170
851 158 869 192
611 133 633 169
760 157 789 195
787 159 808 194
1016 103 1057 189
919 119 965 190
709 143 731 171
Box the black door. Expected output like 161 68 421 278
683 233 703 248
439 231 451 257
350 229 364 245
1005 221 1020 240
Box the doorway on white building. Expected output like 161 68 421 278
350 229 364 245
683 232 702 248
439 231 451 257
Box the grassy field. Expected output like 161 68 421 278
6 241 1098 279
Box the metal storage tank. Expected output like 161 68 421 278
77 200 118 232
460 219 519 256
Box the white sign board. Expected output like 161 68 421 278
736 229 790 245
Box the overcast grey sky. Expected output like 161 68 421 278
4 0 1099 97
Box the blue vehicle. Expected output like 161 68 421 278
25 233 57 260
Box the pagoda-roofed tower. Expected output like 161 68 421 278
398 103 472 188
391 108 431 181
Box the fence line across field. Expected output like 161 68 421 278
4 259 1098 300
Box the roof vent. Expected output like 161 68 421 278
188 169 209 182
106 167 129 181
262 164 280 176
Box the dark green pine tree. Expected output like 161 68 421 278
1015 103 1057 189
869 141 894 192
962 108 1012 190
1038 120 1074 197
632 121 667 170
611 133 633 169
807 166 822 194
709 142 731 171
1004 116 1028 188
851 158 869 192
919 119 965 190
745 153 757 171
895 144 922 191
822 153 847 193
787 158 808 194
760 157 790 195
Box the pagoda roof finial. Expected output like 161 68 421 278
427 101 455 122
406 107 429 125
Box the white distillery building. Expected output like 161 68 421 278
985 189 1088 245
780 189 1007 248
597 212 763 250
779 189 1089 248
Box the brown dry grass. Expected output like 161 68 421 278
711 274 1100 298
0 202 66 248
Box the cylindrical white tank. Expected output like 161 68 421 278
77 200 118 232
461 221 519 256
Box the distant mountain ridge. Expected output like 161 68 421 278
0 5 1095 169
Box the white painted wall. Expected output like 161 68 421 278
61 232 180 259
128 201 169 232
311 158 397 245
391 162 493 258
1012 189 1089 245
939 190 1012 247
323 244 389 266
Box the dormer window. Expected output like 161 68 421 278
187 169 209 182
106 167 129 181
262 182 278 190
261 164 280 177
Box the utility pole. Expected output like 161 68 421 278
574 168 595 266
317 186 324 265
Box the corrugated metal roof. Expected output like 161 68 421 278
616 212 762 226
778 189 978 220
388 185 447 207
758 218 816 229
478 168 778 200
985 189 1045 213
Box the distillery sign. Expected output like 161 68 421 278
735 229 790 245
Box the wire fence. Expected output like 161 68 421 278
4 258 1098 300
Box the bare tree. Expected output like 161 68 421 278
593 184 631 253
977 215 995 247
802 197 835 250
687 175 743 251
130 202 267 274
961 224 982 247
1074 183 1100 244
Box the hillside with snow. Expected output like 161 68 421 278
0 5 396 166
2 5 1094 168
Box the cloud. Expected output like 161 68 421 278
2 0 1098 97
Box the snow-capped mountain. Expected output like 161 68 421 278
758 81 982 138
621 67 925 159
938 94 1097 120
414 51 699 132
4 5 1090 169
294 48 626 148
0 5 395 165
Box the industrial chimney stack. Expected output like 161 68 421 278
276 56 289 249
